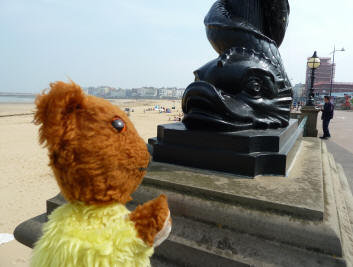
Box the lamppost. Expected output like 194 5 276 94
306 51 320 106
329 46 345 97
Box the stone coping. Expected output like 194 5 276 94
144 138 324 220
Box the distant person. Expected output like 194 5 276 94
320 96 334 139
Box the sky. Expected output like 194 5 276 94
1 0 353 93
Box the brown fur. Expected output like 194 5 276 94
129 195 170 246
34 81 151 205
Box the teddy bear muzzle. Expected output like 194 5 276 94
138 155 151 172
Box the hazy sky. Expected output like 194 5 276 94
1 0 353 93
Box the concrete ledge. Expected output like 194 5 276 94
46 194 65 216
144 138 324 221
13 138 353 266
132 183 342 257
337 164 353 228
155 236 248 267
324 145 353 265
160 216 345 267
13 213 46 249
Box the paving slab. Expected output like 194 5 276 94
317 110 353 194
325 141 353 195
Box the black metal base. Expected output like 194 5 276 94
148 120 303 178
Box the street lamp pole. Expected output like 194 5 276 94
329 45 345 97
301 51 321 137
306 51 321 106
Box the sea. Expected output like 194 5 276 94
0 96 35 103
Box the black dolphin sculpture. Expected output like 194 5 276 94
182 0 292 132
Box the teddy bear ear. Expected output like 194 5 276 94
34 81 85 146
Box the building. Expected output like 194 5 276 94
129 87 158 98
85 86 115 97
292 83 305 102
173 88 185 98
158 88 174 98
83 86 185 99
313 82 353 97
110 88 126 98
139 87 158 98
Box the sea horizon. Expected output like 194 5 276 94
0 95 36 103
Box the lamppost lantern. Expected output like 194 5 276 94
306 51 320 106
307 51 321 69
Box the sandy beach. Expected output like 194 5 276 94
0 99 181 267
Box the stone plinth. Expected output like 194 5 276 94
148 120 303 177
301 105 320 137
14 139 353 266
136 139 353 266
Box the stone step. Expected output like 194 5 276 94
131 182 342 259
13 213 47 249
336 163 353 229
324 149 353 264
46 193 345 266
150 256 182 267
46 193 65 216
153 216 345 267
153 235 248 267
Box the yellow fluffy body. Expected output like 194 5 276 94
31 203 153 267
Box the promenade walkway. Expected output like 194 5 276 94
318 110 353 194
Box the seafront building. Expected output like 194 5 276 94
83 86 185 99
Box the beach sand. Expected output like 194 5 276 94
0 99 181 266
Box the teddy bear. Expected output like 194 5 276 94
31 81 171 267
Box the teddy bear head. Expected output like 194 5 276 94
34 81 150 205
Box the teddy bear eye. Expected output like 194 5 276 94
111 118 126 133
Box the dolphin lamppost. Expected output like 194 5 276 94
182 0 292 131
149 0 303 177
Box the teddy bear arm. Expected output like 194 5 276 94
129 194 171 247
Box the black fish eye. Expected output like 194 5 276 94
245 76 264 98
247 77 262 92
111 118 126 132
